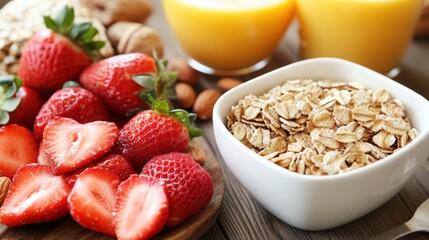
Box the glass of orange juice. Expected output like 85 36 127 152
163 0 296 76
297 0 424 78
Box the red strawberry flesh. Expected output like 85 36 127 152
114 175 169 240
66 154 135 186
34 87 110 140
43 117 119 175
68 168 120 236
0 124 38 178
0 163 71 226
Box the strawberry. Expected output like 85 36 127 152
0 124 38 178
9 86 44 129
79 53 157 117
116 98 204 170
0 75 44 129
34 86 110 140
66 154 135 186
68 168 120 237
0 163 71 226
114 175 169 240
43 117 119 175
141 152 213 227
18 6 104 95
37 142 51 166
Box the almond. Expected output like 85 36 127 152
168 58 199 85
183 145 206 166
217 77 243 91
0 176 11 206
175 82 196 108
193 89 222 120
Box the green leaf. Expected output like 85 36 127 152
43 16 59 32
0 111 9 125
55 5 75 33
63 81 80 88
79 26 98 43
152 99 170 114
138 92 156 105
188 127 205 139
0 75 22 99
86 41 105 52
132 75 157 90
163 87 176 100
69 22 91 40
1 97 21 112
170 109 192 127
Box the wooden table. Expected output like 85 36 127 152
147 1 429 240
1 0 429 239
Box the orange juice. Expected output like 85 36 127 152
163 0 296 73
297 0 423 74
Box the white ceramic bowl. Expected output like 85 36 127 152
213 58 429 230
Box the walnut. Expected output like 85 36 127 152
78 0 153 26
108 21 163 57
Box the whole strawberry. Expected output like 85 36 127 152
141 152 213 227
79 53 157 117
116 98 203 170
18 6 104 95
0 75 43 129
34 85 110 140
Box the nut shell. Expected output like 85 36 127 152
107 21 141 47
78 0 153 26
119 26 164 57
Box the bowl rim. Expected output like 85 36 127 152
213 57 429 182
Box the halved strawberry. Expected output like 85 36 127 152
114 175 169 240
66 154 135 186
37 142 51 166
43 117 119 175
0 163 71 226
68 168 120 237
33 86 110 140
0 124 38 178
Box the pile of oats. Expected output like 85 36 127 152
226 79 419 175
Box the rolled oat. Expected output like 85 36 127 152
226 79 419 175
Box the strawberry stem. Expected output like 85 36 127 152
130 52 204 139
43 5 105 57
132 50 178 108
152 99 204 139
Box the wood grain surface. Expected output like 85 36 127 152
1 0 429 239
147 1 429 240
0 138 224 240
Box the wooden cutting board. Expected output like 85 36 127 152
0 138 224 240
